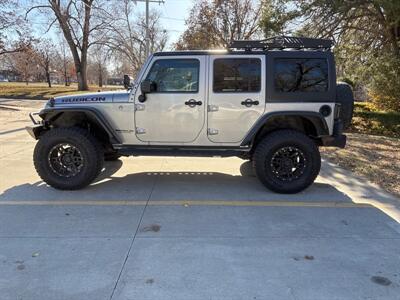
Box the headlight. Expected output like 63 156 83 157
46 97 55 107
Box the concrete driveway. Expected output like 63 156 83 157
1 99 400 300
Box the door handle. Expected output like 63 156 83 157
185 99 202 108
241 99 259 107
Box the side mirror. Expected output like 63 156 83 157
123 75 131 89
140 80 156 94
139 80 156 103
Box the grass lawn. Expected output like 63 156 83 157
348 102 400 138
322 102 400 197
0 82 123 100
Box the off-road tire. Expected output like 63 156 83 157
33 127 104 190
253 129 321 194
336 82 354 129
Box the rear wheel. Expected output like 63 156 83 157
33 127 104 190
253 129 321 194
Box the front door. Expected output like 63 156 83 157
207 55 266 143
134 57 205 143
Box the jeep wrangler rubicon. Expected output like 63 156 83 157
26 36 354 194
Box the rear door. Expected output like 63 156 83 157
207 55 266 143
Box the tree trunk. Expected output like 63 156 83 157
98 63 103 87
77 71 89 91
49 0 92 91
98 72 103 87
46 71 51 88
76 58 89 91
389 31 400 58
46 64 51 88
63 60 68 86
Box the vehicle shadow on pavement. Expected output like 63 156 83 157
0 160 353 204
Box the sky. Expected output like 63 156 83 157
21 0 195 50
139 0 194 48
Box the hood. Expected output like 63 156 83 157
52 90 129 106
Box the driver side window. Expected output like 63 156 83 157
146 59 199 93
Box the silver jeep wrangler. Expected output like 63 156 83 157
26 37 354 194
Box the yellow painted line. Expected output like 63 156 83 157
149 200 372 208
0 200 371 208
0 200 145 206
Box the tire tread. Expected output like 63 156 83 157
253 129 321 194
33 127 104 190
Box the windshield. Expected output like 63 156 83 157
133 55 153 86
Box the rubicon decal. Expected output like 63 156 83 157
61 96 107 103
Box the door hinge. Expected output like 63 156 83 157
208 128 219 135
208 105 219 112
135 103 145 111
135 127 146 134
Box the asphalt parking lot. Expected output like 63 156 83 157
1 99 400 300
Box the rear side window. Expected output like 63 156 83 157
145 59 199 93
274 58 328 92
213 58 261 93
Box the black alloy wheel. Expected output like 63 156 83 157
253 129 321 194
48 143 84 178
34 127 104 190
270 146 306 182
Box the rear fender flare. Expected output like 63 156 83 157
241 111 329 146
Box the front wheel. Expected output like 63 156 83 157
253 130 321 194
33 127 104 190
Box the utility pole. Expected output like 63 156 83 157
135 0 164 58
145 0 149 58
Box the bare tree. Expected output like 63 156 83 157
0 0 31 56
54 36 74 86
102 0 167 76
90 44 110 87
35 40 55 87
175 0 263 50
7 46 40 84
26 0 113 90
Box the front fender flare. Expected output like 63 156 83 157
38 107 121 144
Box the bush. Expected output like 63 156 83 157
368 55 400 112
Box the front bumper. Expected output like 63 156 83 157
26 112 45 139
26 124 44 140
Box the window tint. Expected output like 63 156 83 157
146 59 199 92
213 58 261 93
274 58 328 92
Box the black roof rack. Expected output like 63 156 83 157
228 36 333 51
